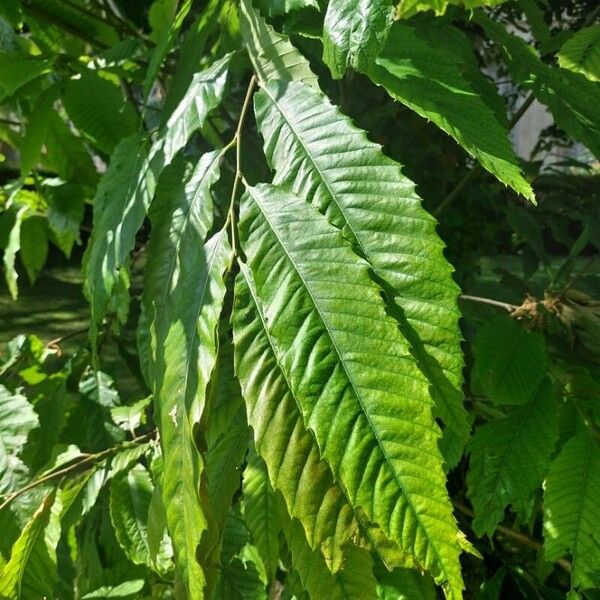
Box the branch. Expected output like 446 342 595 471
459 294 517 311
227 75 258 255
0 431 156 511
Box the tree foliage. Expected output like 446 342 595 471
1 0 600 598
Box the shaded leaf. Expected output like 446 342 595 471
0 383 38 494
558 26 600 82
467 378 558 536
544 430 600 589
323 0 393 79
63 72 139 154
477 13 600 160
109 464 153 565
0 491 62 599
281 506 378 600
84 56 230 348
243 449 281 580
376 567 437 600
472 315 547 406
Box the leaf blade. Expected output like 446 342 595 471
239 183 464 596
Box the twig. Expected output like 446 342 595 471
0 431 156 511
453 501 571 573
226 76 258 255
562 255 598 292
434 165 482 217
459 294 517 312
583 4 600 27
45 326 90 352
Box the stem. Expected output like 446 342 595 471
227 76 258 255
509 93 535 128
459 294 517 311
453 501 572 573
433 165 482 217
0 431 156 511
45 326 90 349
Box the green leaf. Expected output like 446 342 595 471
19 84 59 176
242 449 281 580
234 264 409 571
213 557 266 600
158 53 231 166
206 332 247 446
81 579 145 599
143 0 192 100
254 0 318 17
44 112 98 186
0 491 62 599
84 55 230 348
467 378 558 537
558 26 600 82
544 430 600 589
472 315 547 406
142 150 232 595
143 165 233 600
146 482 173 572
476 12 600 160
376 567 437 600
206 335 249 537
0 53 51 101
2 205 27 300
109 443 152 478
396 0 506 18
366 22 534 201
82 132 155 347
160 0 222 119
19 216 48 285
254 80 469 462
43 180 85 258
0 383 38 494
239 0 319 89
323 0 393 79
109 464 153 566
281 507 378 600
110 396 152 432
238 183 464 596
63 72 139 154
